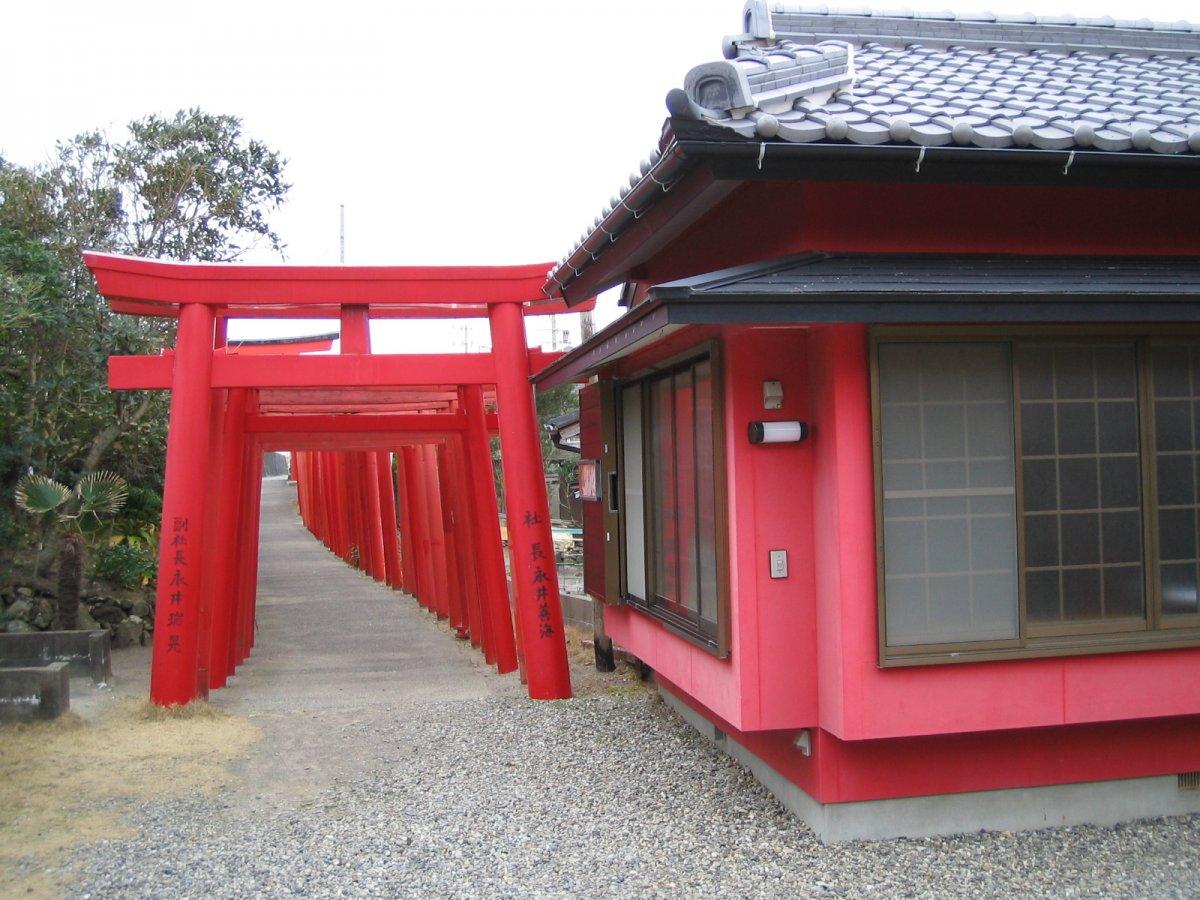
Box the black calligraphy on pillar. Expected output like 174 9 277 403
165 516 190 646
525 511 555 638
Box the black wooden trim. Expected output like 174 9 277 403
679 138 1200 190
532 302 671 390
667 299 1200 324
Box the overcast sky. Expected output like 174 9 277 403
2 0 1195 350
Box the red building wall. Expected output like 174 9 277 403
594 176 1200 754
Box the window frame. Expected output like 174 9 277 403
615 341 731 657
870 326 1200 667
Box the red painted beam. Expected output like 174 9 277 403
245 414 468 434
258 436 449 452
110 352 498 390
228 338 336 355
110 350 561 391
260 389 465 405
85 252 560 307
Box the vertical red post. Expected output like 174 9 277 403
462 384 519 674
394 448 414 593
488 302 571 699
194 388 226 698
208 387 248 689
421 444 450 618
376 452 402 588
447 436 487 654
364 451 387 581
340 304 371 355
346 452 365 568
437 444 467 633
150 302 215 707
242 436 264 655
403 446 433 608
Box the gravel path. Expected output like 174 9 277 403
69 691 1200 898
65 480 1200 897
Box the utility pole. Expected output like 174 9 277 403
339 204 345 264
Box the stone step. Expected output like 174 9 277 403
0 660 70 722
0 629 112 684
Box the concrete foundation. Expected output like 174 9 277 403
0 630 112 684
0 660 70 722
658 683 1200 842
559 592 592 630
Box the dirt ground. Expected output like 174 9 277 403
0 625 640 899
0 481 642 898
0 697 260 898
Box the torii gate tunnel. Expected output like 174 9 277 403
87 252 590 705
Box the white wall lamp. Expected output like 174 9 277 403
748 421 809 444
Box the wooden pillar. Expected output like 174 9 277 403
194 388 226 698
447 435 487 655
207 387 248 689
376 452 402 588
394 449 415 594
488 302 571 699
421 444 450 618
403 446 433 609
242 435 264 656
340 304 371 355
363 451 387 581
150 302 216 706
436 444 467 633
461 384 518 674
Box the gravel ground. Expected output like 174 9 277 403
69 690 1200 899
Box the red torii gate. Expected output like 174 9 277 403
87 252 587 706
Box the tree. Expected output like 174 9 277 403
0 110 290 515
15 472 128 629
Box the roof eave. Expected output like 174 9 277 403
546 127 1200 306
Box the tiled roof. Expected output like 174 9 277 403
671 4 1200 153
546 2 1200 293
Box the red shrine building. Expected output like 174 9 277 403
536 4 1200 839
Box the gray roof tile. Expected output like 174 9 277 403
546 2 1200 290
656 3 1200 160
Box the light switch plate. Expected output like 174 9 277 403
769 549 788 579
763 380 783 410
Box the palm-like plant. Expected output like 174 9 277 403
15 471 129 630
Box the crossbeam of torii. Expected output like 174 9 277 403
86 251 590 706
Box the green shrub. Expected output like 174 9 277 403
112 486 162 536
93 539 156 589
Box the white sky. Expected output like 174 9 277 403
2 0 1195 351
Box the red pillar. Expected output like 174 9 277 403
376 452 402 588
402 446 430 607
194 388 226 698
447 436 487 653
421 444 450 619
488 302 571 699
437 443 467 634
207 387 248 689
150 302 215 707
328 452 347 559
340 304 371 355
394 449 415 594
242 438 264 657
462 384 518 674
363 452 387 581
227 441 253 674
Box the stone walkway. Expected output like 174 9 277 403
216 477 519 798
